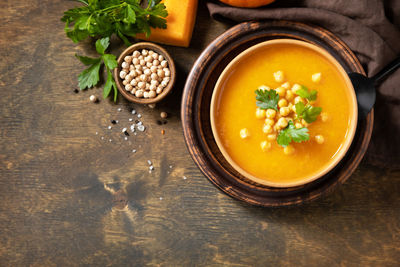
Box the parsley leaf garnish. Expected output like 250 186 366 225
296 85 318 101
295 102 322 123
277 121 310 147
75 37 118 101
255 89 280 111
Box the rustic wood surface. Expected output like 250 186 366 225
0 1 399 266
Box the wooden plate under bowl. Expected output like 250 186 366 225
181 21 374 207
114 42 176 104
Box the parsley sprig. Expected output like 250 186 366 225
295 85 318 101
255 89 279 111
75 37 118 101
61 0 168 101
277 121 310 147
295 102 322 123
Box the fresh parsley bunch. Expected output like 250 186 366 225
61 0 168 101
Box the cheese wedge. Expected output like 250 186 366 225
136 0 198 47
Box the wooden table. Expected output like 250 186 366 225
0 1 399 266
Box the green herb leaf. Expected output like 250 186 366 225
295 102 322 123
103 69 117 102
66 28 89 43
277 121 310 147
61 0 168 43
95 37 110 55
75 54 100 66
302 106 322 123
77 60 101 90
102 54 118 70
295 102 306 116
296 85 318 101
255 89 279 111
124 5 136 24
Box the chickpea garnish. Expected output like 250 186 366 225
294 96 305 104
301 119 309 127
264 118 275 126
255 108 266 119
278 99 288 108
321 112 329 122
284 146 295 155
281 82 290 89
266 109 277 119
291 84 301 93
285 90 294 101
315 135 325 144
260 141 272 152
312 72 322 83
275 87 286 97
277 117 288 129
263 124 273 134
267 134 277 141
240 128 250 139
273 71 285 83
280 107 290 117
295 122 303 129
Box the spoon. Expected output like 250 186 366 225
349 56 400 118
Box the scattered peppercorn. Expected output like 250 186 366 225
160 111 167 119
89 95 98 103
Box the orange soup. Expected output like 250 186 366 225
211 40 357 186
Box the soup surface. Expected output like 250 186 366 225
213 42 354 185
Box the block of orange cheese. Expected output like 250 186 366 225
136 0 198 47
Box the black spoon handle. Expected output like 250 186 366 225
372 56 400 84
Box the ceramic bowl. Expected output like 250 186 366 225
210 39 358 188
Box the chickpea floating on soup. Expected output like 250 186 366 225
312 72 322 83
240 128 250 139
250 70 323 154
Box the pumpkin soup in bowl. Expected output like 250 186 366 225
210 39 357 187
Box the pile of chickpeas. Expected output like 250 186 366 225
119 49 171 99
240 70 328 155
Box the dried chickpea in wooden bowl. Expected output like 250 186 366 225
114 42 176 104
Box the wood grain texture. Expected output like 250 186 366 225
0 0 399 266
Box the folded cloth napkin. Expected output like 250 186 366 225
207 0 400 169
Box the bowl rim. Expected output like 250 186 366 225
113 42 176 104
210 39 358 188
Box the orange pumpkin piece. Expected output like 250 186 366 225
136 0 198 47
219 0 275 8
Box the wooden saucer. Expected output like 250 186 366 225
181 21 374 207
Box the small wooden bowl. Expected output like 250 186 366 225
114 42 176 104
